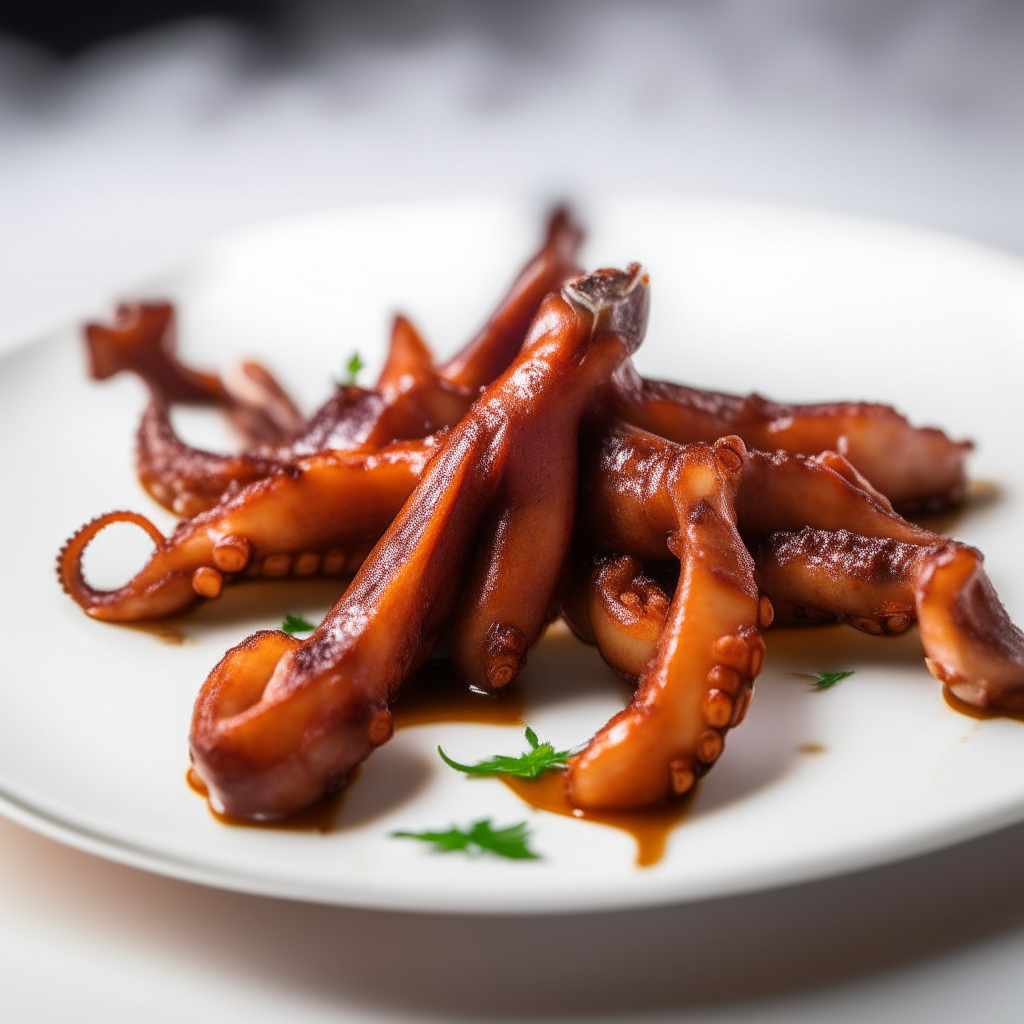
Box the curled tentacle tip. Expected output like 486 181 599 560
57 510 167 605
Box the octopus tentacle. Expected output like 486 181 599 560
751 528 1024 713
583 422 1024 722
136 397 281 517
611 361 971 513
57 510 198 621
85 301 303 444
567 437 762 810
189 265 649 820
439 205 583 390
129 208 584 512
565 554 670 680
58 438 439 621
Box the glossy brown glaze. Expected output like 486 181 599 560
501 770 693 867
186 765 350 831
117 208 584 516
611 361 970 513
66 209 1024 827
943 687 1024 723
390 662 525 729
580 422 1024 721
568 426 763 810
188 265 650 820
753 528 1024 713
58 437 439 621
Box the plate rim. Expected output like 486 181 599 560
5 193 1024 914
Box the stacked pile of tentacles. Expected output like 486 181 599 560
59 210 1024 820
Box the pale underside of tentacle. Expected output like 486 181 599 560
566 432 763 810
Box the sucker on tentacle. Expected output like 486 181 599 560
566 431 763 810
188 265 649 820
58 438 439 621
751 527 1024 714
578 422 1024 729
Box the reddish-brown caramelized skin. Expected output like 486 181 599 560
64 212 1024 823
188 266 650 819
85 301 303 447
612 362 970 513
566 426 763 810
103 209 583 517
753 530 1024 713
578 424 1024 742
59 438 438 621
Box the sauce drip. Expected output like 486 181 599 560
187 660 521 830
391 661 525 729
186 766 352 832
944 686 1024 723
129 621 186 645
501 770 693 868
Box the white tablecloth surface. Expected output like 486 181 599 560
2 2 1024 1020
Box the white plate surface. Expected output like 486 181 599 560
2 197 1024 914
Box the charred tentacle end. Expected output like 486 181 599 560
564 264 650 355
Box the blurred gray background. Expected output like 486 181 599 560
2 0 1023 337
3 3 1024 1022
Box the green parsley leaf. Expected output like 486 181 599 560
393 819 539 860
438 726 576 780
811 669 855 692
281 613 315 635
345 351 365 385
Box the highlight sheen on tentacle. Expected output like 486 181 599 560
188 265 650 820
584 422 1024 730
751 527 1024 714
125 207 585 514
611 361 971 513
568 435 763 810
58 438 439 621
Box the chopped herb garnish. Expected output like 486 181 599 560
438 726 575 780
393 819 539 860
281 613 315 635
345 351 365 385
811 669 855 692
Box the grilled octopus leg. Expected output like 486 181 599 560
752 529 1024 713
85 300 303 444
567 433 763 810
126 208 583 513
189 265 648 820
582 423 1024 723
58 437 439 621
612 362 970 513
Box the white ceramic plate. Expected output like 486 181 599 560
2 197 1024 914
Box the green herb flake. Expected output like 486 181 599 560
345 351 365 385
811 669 855 692
438 726 575 780
281 613 315 635
393 819 539 860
